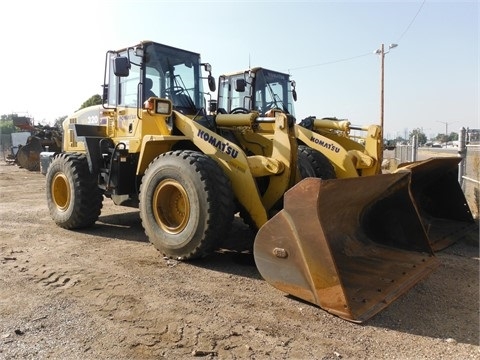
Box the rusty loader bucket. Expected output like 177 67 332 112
15 137 43 172
397 157 476 251
254 173 439 323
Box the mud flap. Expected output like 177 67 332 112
397 157 475 251
253 173 439 323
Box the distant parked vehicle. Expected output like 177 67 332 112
384 140 396 150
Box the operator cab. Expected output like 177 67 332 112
103 41 216 117
217 67 297 116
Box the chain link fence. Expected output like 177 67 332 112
384 129 479 218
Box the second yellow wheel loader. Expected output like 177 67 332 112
46 41 438 323
215 67 475 252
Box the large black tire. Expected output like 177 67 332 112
46 153 103 229
139 150 235 260
298 145 336 180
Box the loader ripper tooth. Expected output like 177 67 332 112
253 173 439 323
397 157 476 251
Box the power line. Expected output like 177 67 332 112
396 0 426 43
285 52 372 73
284 1 426 74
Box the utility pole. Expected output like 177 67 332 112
375 43 398 142
437 120 458 144
380 43 385 139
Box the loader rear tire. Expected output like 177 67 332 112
139 150 235 260
298 145 336 180
46 153 103 229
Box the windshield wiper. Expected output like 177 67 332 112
265 81 288 113
172 75 197 111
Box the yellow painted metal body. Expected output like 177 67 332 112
294 119 382 178
214 113 383 179
174 111 297 229
62 102 298 231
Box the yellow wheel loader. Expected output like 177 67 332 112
216 67 475 252
46 42 437 323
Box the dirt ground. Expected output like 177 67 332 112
0 162 479 360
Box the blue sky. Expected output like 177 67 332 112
1 0 477 139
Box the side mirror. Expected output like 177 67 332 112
113 57 130 77
208 75 216 92
235 79 246 92
201 63 216 92
292 89 297 102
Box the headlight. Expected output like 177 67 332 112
144 98 172 116
156 99 172 115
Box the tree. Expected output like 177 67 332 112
409 128 427 146
78 94 102 110
0 114 19 135
435 133 446 143
0 119 16 135
54 116 67 129
448 132 458 142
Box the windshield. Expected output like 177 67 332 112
217 68 295 116
253 69 295 116
144 43 204 114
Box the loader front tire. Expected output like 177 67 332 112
139 150 234 260
298 145 336 180
46 153 103 229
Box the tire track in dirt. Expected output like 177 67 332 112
1 243 233 357
33 266 82 289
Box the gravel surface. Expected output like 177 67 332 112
0 162 479 360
